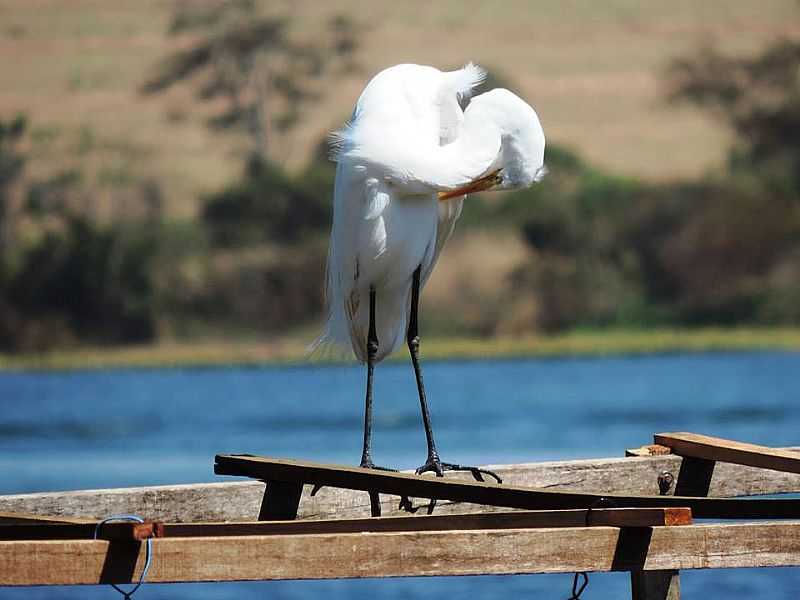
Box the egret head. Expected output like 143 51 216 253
439 88 546 200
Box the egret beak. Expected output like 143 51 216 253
438 169 503 201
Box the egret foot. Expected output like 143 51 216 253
415 457 503 484
399 458 503 515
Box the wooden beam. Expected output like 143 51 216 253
3 521 800 586
0 508 689 540
0 521 161 541
0 481 267 523
654 433 800 474
3 453 800 522
214 455 800 520
163 507 691 537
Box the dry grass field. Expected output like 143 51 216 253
2 0 799 219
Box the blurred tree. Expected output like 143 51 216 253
663 36 800 323
502 35 800 333
202 154 330 247
6 218 159 349
0 115 27 256
0 116 161 351
668 39 800 193
142 0 359 161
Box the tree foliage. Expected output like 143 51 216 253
502 37 800 332
0 117 160 351
668 39 800 191
201 154 331 247
0 115 26 245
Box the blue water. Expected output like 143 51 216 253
1 352 799 598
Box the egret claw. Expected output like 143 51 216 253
416 458 503 484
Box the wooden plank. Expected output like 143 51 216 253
214 455 800 520
3 521 800 586
0 508 689 540
631 570 680 600
0 481 267 523
3 453 800 522
161 507 691 537
654 432 800 474
0 521 161 541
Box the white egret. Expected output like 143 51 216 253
315 63 546 479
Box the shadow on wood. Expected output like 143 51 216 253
98 541 142 584
673 457 715 497
258 481 303 520
612 528 654 571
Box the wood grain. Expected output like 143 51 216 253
654 433 800 474
3 454 800 522
162 507 691 537
3 521 800 586
0 508 689 540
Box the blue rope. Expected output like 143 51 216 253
94 514 153 599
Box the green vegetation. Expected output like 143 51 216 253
2 328 799 372
0 117 161 350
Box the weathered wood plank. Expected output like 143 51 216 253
631 569 680 600
0 508 690 540
2 453 800 522
655 433 800 474
3 521 800 586
213 455 800 519
0 521 161 541
0 481 266 522
162 508 691 537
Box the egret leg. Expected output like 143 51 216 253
409 266 502 486
355 287 409 517
360 285 379 469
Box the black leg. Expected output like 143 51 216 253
360 285 379 469
407 266 442 473
408 265 503 486
356 286 406 516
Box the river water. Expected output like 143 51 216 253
1 351 798 598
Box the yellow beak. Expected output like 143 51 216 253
437 169 503 201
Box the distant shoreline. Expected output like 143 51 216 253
2 327 799 372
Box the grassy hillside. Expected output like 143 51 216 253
1 0 798 218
